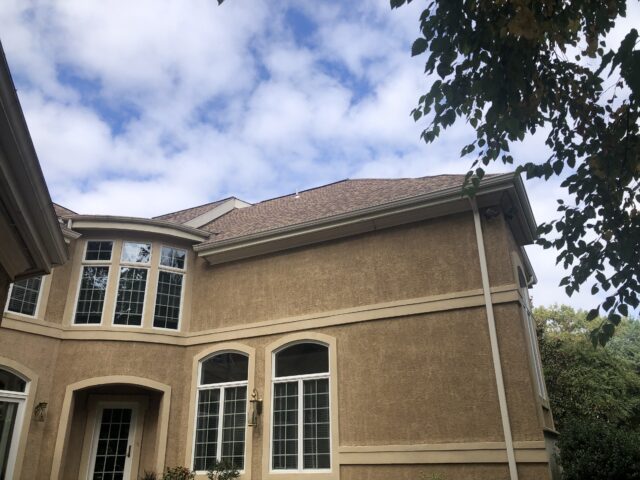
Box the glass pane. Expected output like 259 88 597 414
272 382 298 470
85 241 113 261
7 276 42 316
0 401 18 479
153 271 183 329
275 343 328 378
201 353 248 385
121 242 151 264
0 369 26 393
74 267 109 324
92 408 132 480
160 246 186 270
303 378 331 469
221 386 247 469
194 389 221 471
113 268 148 326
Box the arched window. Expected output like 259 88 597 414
272 342 330 472
0 367 28 479
193 352 248 472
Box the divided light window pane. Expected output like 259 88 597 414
153 271 183 329
75 266 109 324
7 276 42 316
121 242 151 264
194 389 221 471
160 246 186 270
272 382 299 470
85 241 113 261
113 267 148 326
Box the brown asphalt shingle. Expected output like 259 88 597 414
152 197 234 224
199 175 469 246
53 203 77 217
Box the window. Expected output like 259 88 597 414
0 367 28 479
194 352 248 472
121 242 151 264
75 241 113 325
272 343 330 471
153 246 186 330
6 276 42 316
113 268 148 326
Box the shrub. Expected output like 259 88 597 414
207 460 240 480
558 417 640 480
162 466 195 480
140 472 158 480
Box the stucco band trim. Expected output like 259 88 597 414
338 441 548 464
49 375 171 480
2 285 520 345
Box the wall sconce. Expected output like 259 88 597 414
34 402 48 422
248 389 263 427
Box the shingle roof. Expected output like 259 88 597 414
53 203 77 217
199 175 469 246
152 197 234 224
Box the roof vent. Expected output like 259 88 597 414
294 189 300 199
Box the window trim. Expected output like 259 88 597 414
193 352 249 474
185 344 256 480
262 334 339 480
72 264 113 327
4 275 46 319
82 239 115 264
151 244 187 332
111 265 150 328
0 358 38 480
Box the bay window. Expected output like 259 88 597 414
74 241 113 324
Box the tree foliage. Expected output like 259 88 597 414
394 0 640 345
535 305 640 478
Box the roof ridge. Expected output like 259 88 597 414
152 196 235 219
249 178 351 206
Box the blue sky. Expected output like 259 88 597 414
1 0 639 312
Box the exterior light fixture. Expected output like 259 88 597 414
248 388 263 427
34 402 48 422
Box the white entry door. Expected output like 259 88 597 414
88 404 138 480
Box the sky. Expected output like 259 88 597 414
1 0 638 313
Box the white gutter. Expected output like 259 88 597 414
470 197 518 480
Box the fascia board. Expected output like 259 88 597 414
0 47 68 276
68 216 210 242
196 173 535 264
183 198 251 229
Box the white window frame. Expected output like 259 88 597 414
192 352 248 474
152 245 187 332
0 368 29 480
72 240 115 326
270 343 332 474
111 265 149 328
4 276 46 319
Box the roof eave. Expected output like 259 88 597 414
65 215 211 242
195 173 538 265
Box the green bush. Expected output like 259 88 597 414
207 459 240 480
162 466 195 480
558 417 640 480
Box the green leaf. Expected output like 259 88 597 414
411 38 428 57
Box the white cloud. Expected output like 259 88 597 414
1 0 637 312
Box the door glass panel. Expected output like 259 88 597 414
0 401 18 480
92 408 132 480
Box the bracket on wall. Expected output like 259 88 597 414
248 388 263 427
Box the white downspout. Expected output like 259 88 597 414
470 198 519 480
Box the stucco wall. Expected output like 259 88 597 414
189 212 517 332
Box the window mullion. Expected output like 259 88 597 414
217 386 225 462
298 378 304 471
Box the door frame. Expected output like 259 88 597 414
0 393 27 480
79 395 147 480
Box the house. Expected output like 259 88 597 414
0 174 559 480
0 43 68 317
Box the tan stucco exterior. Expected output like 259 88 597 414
0 201 557 480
